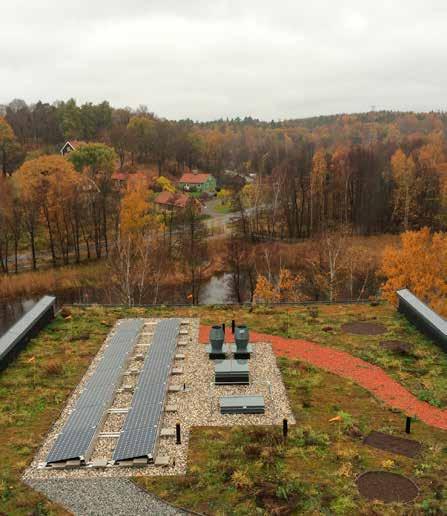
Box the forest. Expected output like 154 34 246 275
1 98 447 308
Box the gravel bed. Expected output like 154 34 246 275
101 413 126 433
24 317 294 483
26 478 187 515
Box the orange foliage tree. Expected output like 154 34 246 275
380 228 447 315
254 268 305 304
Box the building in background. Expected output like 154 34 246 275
178 171 216 192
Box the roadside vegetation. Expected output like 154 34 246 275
1 303 447 514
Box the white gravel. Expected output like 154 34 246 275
26 478 188 515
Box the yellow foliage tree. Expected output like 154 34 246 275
391 149 417 231
120 175 161 236
156 175 175 193
380 228 447 315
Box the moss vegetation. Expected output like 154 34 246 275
1 303 446 514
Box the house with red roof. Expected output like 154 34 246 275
178 170 216 192
154 191 194 211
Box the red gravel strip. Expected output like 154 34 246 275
199 325 447 430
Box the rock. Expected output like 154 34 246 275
60 307 72 319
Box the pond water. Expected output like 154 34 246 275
199 273 233 305
0 273 236 337
0 297 38 338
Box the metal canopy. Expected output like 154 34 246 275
397 289 447 331
46 319 143 465
113 318 180 462
397 289 447 349
0 295 56 362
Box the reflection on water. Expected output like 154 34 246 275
0 298 38 337
199 273 233 304
0 273 236 336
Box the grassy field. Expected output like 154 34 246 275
1 302 446 514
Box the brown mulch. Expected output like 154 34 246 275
364 431 422 458
380 340 413 355
341 321 388 336
356 471 419 503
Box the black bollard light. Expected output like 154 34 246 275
283 418 288 441
231 319 235 334
405 416 411 434
176 423 181 444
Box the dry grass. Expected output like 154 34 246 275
43 359 64 376
0 262 107 301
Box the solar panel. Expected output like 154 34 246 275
113 318 180 462
46 319 143 465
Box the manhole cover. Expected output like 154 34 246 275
364 431 422 458
341 322 387 336
356 471 418 503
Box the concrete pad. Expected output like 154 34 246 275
91 459 108 468
160 428 176 437
155 456 171 467
168 385 182 392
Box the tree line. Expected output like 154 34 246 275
2 99 447 238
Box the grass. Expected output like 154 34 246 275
1 302 447 514
137 358 447 515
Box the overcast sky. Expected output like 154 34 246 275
1 1 446 121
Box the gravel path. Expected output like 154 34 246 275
199 325 447 430
26 478 188 515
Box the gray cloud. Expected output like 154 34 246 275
1 1 446 120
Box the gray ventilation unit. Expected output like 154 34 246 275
220 395 265 414
215 359 249 384
206 325 227 359
231 324 253 359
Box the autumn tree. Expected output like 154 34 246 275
109 174 164 305
310 148 328 233
177 199 208 304
380 228 447 315
0 117 24 176
391 149 418 231
226 234 256 303
254 268 305 304
69 143 118 257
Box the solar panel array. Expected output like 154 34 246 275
0 296 55 363
113 318 180 462
46 319 143 464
